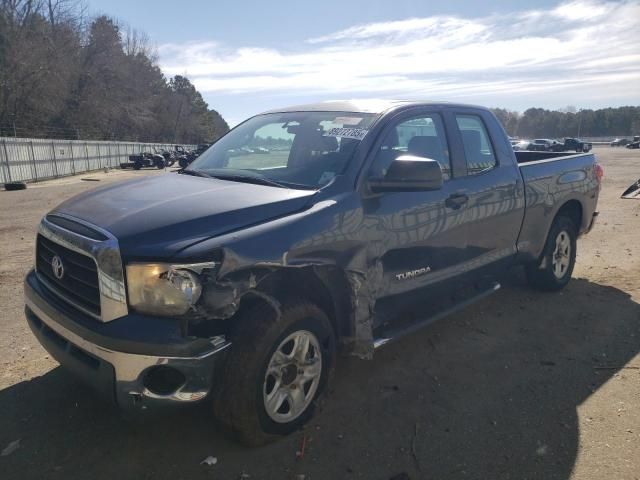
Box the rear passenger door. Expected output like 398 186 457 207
444 109 525 270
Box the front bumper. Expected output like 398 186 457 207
24 270 231 412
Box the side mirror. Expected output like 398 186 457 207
369 155 443 192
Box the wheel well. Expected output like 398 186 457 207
252 266 354 340
556 200 583 230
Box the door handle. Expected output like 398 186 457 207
445 193 469 210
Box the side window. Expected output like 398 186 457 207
455 115 497 175
369 114 451 180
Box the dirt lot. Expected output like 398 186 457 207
1 150 639 480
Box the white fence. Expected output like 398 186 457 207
0 137 196 184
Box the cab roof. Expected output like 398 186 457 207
261 99 488 116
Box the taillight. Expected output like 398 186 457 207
594 163 604 184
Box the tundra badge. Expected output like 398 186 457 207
396 267 431 281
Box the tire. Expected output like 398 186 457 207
133 161 143 170
526 216 577 291
178 157 189 169
212 300 336 446
155 160 165 169
4 182 27 191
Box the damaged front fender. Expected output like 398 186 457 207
176 198 383 359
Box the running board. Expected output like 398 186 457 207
373 282 501 349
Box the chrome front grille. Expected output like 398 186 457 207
36 234 101 316
35 214 128 322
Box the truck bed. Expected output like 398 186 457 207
515 150 599 261
515 150 583 164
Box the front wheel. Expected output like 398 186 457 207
212 300 336 446
526 216 577 291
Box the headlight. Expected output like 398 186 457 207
126 263 216 316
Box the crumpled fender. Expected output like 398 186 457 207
178 197 382 359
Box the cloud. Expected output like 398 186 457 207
158 0 640 109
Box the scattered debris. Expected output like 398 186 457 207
80 178 100 182
238 472 251 479
536 444 548 456
1 439 20 457
296 434 307 459
621 178 640 199
200 456 218 466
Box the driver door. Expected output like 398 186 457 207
361 110 469 311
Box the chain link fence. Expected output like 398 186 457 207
0 137 196 184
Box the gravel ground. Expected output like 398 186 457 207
0 149 638 480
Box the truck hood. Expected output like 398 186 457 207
52 174 317 258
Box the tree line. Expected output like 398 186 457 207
491 106 640 139
0 0 229 143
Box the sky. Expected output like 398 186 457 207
86 0 640 126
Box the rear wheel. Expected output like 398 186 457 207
212 300 335 446
526 216 577 291
133 161 143 170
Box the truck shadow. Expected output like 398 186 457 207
1 273 638 480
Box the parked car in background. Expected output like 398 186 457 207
550 138 592 153
530 139 558 151
512 139 533 151
610 138 630 147
176 144 211 169
120 151 166 170
24 100 601 446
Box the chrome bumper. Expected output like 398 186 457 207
25 275 230 412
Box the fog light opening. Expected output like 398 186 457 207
143 366 186 396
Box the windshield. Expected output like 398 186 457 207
187 111 378 189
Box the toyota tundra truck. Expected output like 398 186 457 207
24 101 601 445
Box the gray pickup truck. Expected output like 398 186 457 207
24 101 601 445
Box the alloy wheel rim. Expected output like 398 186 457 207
263 330 322 423
552 230 571 279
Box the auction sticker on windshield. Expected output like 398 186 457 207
334 117 364 126
325 127 369 140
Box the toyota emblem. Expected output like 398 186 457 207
51 255 65 280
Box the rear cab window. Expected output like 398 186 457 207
455 115 497 175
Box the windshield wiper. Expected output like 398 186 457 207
209 174 288 188
179 169 209 178
180 169 309 189
179 169 214 178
